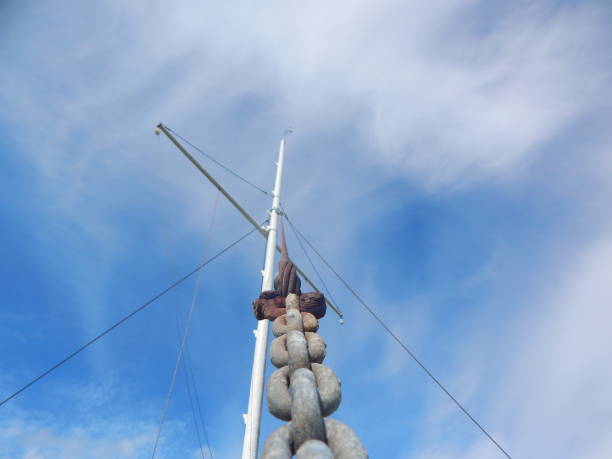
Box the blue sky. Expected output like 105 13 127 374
1 1 612 458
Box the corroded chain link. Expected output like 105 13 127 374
262 294 367 458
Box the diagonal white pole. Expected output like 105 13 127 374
241 130 291 459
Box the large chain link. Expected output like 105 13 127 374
262 294 367 458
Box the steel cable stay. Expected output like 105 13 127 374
167 274 208 459
181 354 207 459
154 190 221 458
280 205 342 324
150 254 203 458
281 212 513 459
169 303 215 458
162 125 270 197
158 163 215 458
168 276 210 459
156 123 345 320
183 348 214 458
0 226 258 409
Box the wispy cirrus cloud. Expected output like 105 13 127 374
3 1 610 189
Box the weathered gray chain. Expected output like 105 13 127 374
262 294 367 458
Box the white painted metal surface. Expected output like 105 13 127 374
242 131 290 459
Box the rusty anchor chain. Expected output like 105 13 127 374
262 294 367 458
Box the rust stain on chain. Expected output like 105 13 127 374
253 220 326 321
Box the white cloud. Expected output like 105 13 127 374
499 229 612 458
1 0 609 271
0 415 156 459
413 220 612 458
3 0 610 192
0 399 228 459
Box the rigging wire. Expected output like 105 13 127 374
185 197 220 459
159 165 207 459
0 227 257 410
184 348 214 458
169 301 207 459
164 125 270 196
174 286 210 459
181 355 207 459
282 215 512 459
169 307 214 458
158 170 214 458
282 209 340 316
153 191 221 459
151 259 203 458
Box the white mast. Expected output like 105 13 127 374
242 131 290 459
156 124 343 455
